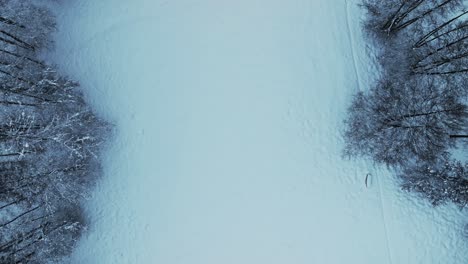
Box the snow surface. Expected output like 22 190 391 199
48 0 468 263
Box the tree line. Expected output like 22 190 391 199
344 0 467 207
0 1 109 263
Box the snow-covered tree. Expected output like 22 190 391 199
0 1 109 263
401 158 468 207
351 0 468 243
362 0 468 82
362 0 463 40
343 78 467 167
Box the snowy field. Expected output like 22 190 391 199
48 0 468 263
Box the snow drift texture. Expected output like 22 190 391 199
48 0 468 263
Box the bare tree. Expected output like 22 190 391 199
362 0 463 39
409 11 468 75
352 0 468 241
343 78 467 166
362 0 468 82
0 1 109 263
401 157 468 207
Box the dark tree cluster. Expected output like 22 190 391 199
362 0 468 81
344 78 466 166
344 0 467 207
0 1 109 263
401 157 468 207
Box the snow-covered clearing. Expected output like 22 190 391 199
48 0 468 263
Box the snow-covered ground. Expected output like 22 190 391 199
48 0 468 263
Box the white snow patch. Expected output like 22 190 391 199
47 0 468 263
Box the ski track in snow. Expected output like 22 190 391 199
344 0 362 92
376 174 394 264
344 3 393 264
47 0 468 263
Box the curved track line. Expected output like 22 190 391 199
375 172 395 264
376 173 395 264
344 1 394 263
344 0 363 92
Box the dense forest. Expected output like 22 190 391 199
344 0 467 214
0 0 466 263
0 1 108 263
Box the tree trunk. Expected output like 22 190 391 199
413 34 468 66
0 223 48 253
0 30 35 51
413 51 468 71
399 108 465 119
0 48 45 66
413 68 468 75
0 100 39 107
414 10 468 47
0 198 25 210
14 251 35 264
382 0 409 31
394 0 456 32
449 135 468 138
0 60 22 70
0 16 26 29
420 23 468 47
0 88 53 103
390 0 425 32
0 204 42 228
0 36 31 51
0 69 34 85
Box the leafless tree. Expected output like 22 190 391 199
401 157 468 207
343 78 467 166
0 1 109 263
